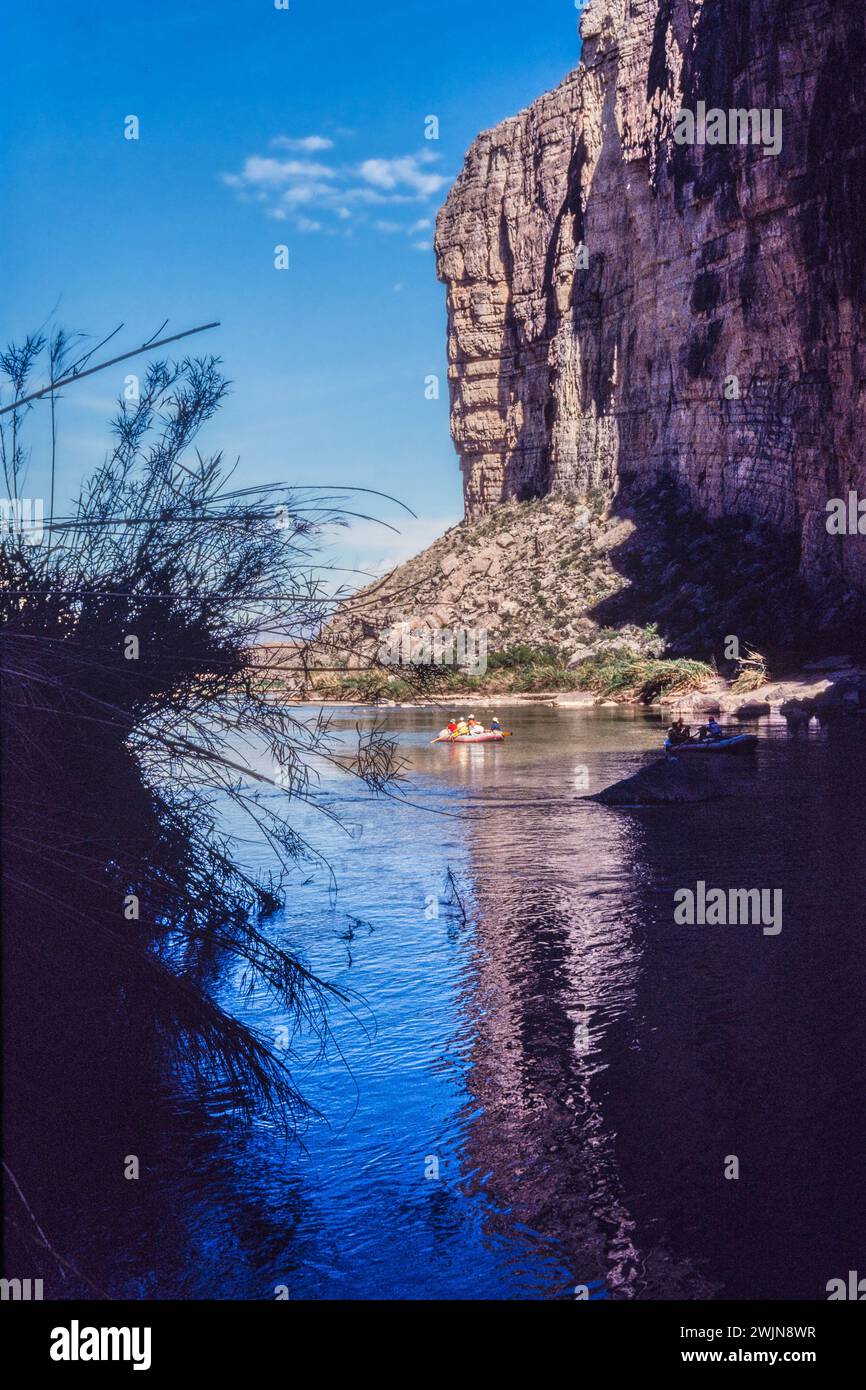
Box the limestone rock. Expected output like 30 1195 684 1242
730 700 772 719
661 691 723 716
435 0 866 607
567 644 596 667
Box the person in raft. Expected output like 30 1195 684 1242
455 718 470 737
491 716 502 732
466 714 485 733
667 717 691 745
706 716 723 739
446 718 458 738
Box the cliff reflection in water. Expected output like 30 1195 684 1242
453 743 713 1299
452 717 866 1299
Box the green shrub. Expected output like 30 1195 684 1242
486 643 562 671
574 655 713 703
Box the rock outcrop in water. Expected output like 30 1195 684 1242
435 0 866 606
591 754 726 805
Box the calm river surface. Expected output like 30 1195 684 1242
84 705 866 1299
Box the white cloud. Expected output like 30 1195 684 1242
270 134 335 152
221 139 451 241
359 153 448 198
412 240 433 252
278 181 336 207
223 156 337 190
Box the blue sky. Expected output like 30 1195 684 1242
1 0 582 573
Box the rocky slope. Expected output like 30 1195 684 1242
323 477 818 673
436 0 866 603
325 493 645 668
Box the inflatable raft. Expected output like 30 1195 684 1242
434 731 506 744
664 734 758 755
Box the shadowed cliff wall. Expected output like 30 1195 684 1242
435 0 866 602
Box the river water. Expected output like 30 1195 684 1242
81 705 866 1299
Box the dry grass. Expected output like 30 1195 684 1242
732 647 769 692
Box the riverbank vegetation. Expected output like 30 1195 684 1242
301 646 714 704
1 327 404 1288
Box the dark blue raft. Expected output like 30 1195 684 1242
664 734 759 756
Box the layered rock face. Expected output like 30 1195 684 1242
435 0 866 601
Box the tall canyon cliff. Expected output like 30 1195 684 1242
435 0 866 604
